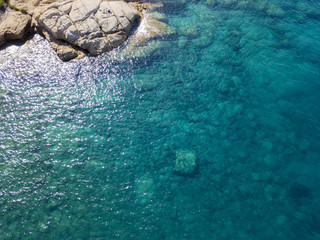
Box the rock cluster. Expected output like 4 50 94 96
34 0 139 59
0 0 142 61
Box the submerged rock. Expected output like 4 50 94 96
0 86 9 98
122 40 167 58
204 0 286 19
120 11 175 58
289 183 312 200
134 173 155 203
205 0 217 7
266 4 285 17
216 0 237 8
174 149 197 175
179 23 198 38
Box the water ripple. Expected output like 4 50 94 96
1 1 320 239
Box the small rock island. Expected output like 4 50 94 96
0 0 162 61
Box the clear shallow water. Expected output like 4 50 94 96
1 0 320 239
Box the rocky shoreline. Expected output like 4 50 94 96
0 0 171 61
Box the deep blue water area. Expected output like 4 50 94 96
1 0 320 239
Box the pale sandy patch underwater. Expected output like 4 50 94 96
1 0 320 239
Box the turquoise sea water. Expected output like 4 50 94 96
1 0 320 239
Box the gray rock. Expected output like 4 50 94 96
37 0 139 58
69 0 101 22
59 2 73 14
41 28 86 61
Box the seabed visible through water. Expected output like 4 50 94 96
1 0 320 239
